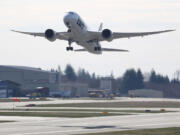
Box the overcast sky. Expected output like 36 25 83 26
0 0 179 78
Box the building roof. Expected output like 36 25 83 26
0 80 20 85
0 65 56 73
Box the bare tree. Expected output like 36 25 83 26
174 70 180 81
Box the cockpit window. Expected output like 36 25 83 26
69 12 74 14
66 22 69 26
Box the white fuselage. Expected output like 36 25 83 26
63 12 102 54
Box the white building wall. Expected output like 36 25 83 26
128 89 164 98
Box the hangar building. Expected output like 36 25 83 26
100 77 113 95
0 65 61 93
128 89 164 98
60 83 88 97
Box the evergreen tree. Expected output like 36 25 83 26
136 69 144 89
120 69 144 94
149 70 169 84
64 64 77 82
121 69 137 94
77 68 100 88
77 68 90 83
150 70 156 83
171 78 180 84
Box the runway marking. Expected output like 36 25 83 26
14 129 87 135
122 122 180 128
11 121 180 135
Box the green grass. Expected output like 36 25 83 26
0 111 126 118
36 101 180 108
75 127 180 135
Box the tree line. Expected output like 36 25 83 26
60 64 180 97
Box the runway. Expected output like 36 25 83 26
1 111 180 135
1 98 180 134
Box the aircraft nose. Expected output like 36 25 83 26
63 14 72 28
64 13 71 23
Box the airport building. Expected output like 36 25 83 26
0 80 21 98
100 77 113 95
0 65 61 95
128 89 164 98
59 83 88 97
0 65 89 97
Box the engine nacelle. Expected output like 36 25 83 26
45 29 56 42
101 29 113 42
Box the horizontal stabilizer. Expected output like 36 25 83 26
74 48 129 52
74 49 87 52
102 48 129 52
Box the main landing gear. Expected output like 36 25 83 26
94 46 101 51
66 39 73 51
66 46 73 51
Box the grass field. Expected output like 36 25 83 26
75 127 180 135
36 101 180 108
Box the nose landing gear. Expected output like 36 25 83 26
67 29 71 33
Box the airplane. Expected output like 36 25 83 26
12 11 175 55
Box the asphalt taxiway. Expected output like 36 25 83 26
0 111 180 135
0 98 180 135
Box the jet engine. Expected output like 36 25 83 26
101 29 113 41
45 29 56 42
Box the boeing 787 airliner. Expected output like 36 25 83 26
12 11 174 54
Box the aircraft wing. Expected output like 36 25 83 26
88 30 175 41
112 30 175 39
11 30 70 41
74 48 129 52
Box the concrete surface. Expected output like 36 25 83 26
0 112 180 135
0 97 180 135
